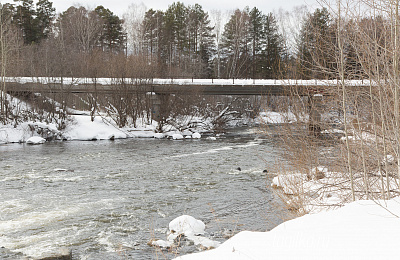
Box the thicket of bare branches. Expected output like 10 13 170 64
271 0 400 212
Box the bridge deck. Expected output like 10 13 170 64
4 78 371 96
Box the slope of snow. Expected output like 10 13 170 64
175 198 400 260
63 115 127 140
271 167 399 214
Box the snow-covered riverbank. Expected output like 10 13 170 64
0 114 205 144
0 110 298 144
173 197 400 260
170 165 400 259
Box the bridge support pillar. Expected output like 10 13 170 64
309 95 323 135
150 94 162 122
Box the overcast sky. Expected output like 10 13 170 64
4 0 320 16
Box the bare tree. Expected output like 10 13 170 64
0 4 21 123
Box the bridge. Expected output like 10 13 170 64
3 77 371 134
3 77 371 96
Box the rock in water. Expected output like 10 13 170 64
169 215 205 236
192 132 201 139
172 134 184 140
0 246 25 259
37 247 72 260
26 136 46 145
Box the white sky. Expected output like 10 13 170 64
3 0 320 16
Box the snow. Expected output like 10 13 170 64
63 115 127 141
172 133 184 140
259 111 301 124
169 215 205 236
154 133 165 139
0 113 210 143
26 136 46 145
175 197 400 260
271 166 399 214
151 215 221 250
173 166 400 259
192 133 201 139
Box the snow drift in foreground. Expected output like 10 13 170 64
175 197 400 260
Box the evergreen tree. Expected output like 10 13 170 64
249 7 265 78
95 5 125 52
35 0 54 40
262 12 285 78
163 2 187 70
142 9 160 61
221 8 251 78
297 7 332 79
187 4 215 77
13 0 55 44
141 2 214 77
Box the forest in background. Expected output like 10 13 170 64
0 0 336 80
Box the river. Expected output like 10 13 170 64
0 127 288 259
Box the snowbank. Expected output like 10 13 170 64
63 115 127 140
271 167 399 213
259 111 302 124
175 197 400 260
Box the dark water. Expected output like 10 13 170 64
0 127 288 259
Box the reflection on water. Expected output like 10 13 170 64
0 128 288 259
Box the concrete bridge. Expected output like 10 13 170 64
4 77 371 96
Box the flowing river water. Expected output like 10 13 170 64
0 127 289 259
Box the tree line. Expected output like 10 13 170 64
0 0 299 80
1 1 388 81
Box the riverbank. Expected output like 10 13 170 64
172 164 400 259
0 110 298 144
174 196 400 260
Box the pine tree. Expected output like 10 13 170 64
221 8 251 78
262 12 285 79
249 7 265 79
35 0 54 40
141 2 215 77
13 0 55 44
95 5 125 53
187 4 215 77
297 7 332 79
